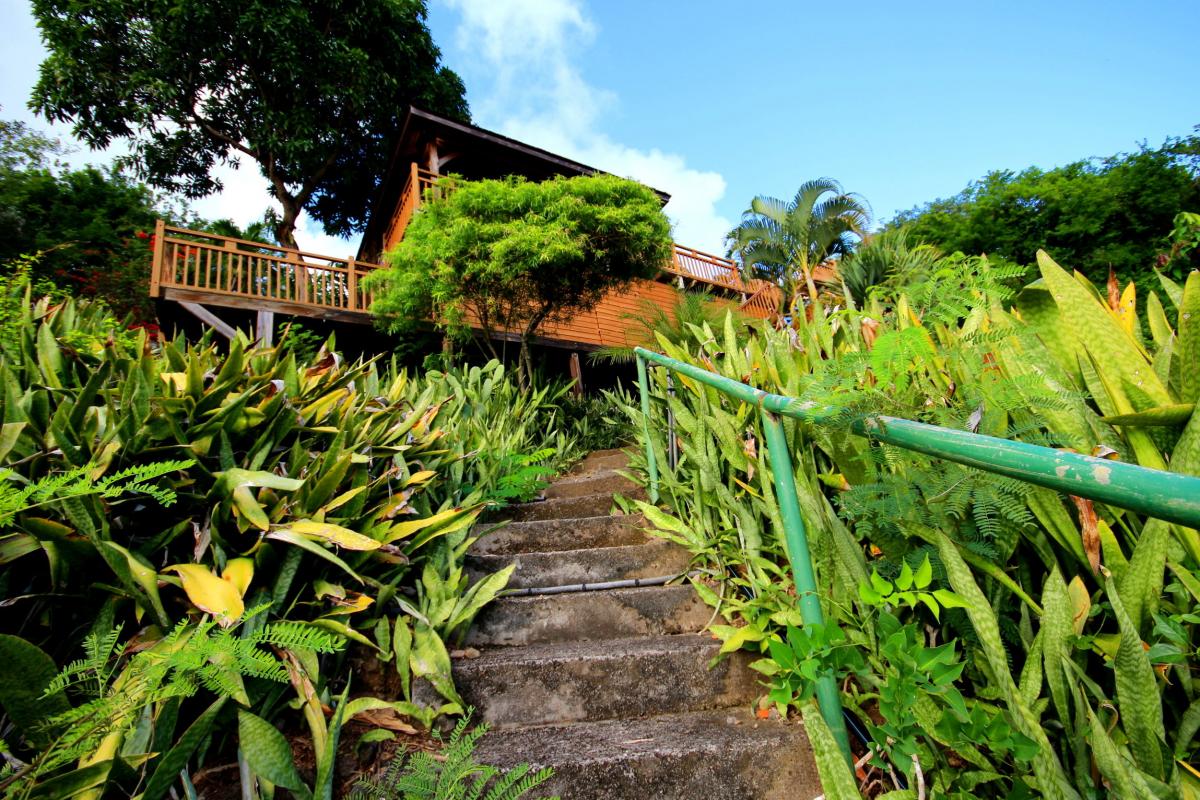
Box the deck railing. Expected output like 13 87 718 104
634 346 1200 765
149 221 382 314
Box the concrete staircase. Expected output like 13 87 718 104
459 448 822 799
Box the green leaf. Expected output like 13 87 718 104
265 529 365 583
800 701 860 799
913 555 933 589
1179 272 1200 404
410 624 461 705
237 710 310 795
934 532 1080 800
1104 571 1168 779
142 697 227 800
0 634 71 747
1102 404 1194 427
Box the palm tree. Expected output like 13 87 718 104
727 178 870 315
835 227 943 305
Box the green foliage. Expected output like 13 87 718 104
0 139 164 320
727 177 870 314
626 247 1200 797
890 132 1200 294
0 291 580 798
833 228 943 306
348 711 556 800
366 173 673 386
0 615 340 799
30 0 468 246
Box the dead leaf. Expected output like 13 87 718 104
1107 266 1121 311
352 708 419 735
1091 445 1119 460
1070 496 1101 575
860 317 880 349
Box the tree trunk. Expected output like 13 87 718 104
275 196 302 249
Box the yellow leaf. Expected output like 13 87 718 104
402 470 437 488
159 372 187 391
276 519 380 551
167 564 244 626
222 558 254 597
324 592 374 616
1116 281 1137 335
1067 575 1091 635
381 507 469 544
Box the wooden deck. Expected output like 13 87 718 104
150 213 781 349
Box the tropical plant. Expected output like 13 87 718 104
348 711 556 800
832 227 944 306
726 178 870 316
366 173 673 388
0 282 584 797
30 0 468 247
624 247 1200 798
0 614 342 800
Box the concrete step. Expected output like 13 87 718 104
467 539 689 590
541 469 638 500
465 584 710 647
469 514 649 556
474 708 821 800
568 450 630 476
451 634 757 728
506 490 643 522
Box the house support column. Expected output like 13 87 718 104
257 310 275 346
569 351 584 396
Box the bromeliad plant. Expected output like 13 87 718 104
0 285 580 798
627 241 1200 798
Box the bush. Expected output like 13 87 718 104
627 250 1200 798
0 280 581 798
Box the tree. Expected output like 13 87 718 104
365 174 673 387
889 132 1200 291
834 228 943 306
0 119 164 320
30 0 468 248
727 178 870 316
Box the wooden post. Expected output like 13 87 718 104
410 161 421 211
347 257 357 312
569 352 583 396
149 218 166 297
257 310 274 346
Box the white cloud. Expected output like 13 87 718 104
443 0 731 253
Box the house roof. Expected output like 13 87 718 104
357 107 671 260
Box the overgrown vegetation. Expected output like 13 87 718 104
891 131 1200 296
0 276 588 797
628 228 1200 797
366 173 673 388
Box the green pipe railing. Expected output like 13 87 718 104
634 345 1200 765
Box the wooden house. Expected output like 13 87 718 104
148 107 788 367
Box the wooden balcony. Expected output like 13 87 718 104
149 220 382 324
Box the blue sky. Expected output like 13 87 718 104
3 0 1198 255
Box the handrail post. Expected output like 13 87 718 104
150 218 166 296
636 354 660 504
762 411 853 765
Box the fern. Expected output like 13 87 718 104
0 459 193 528
6 613 342 796
349 711 556 800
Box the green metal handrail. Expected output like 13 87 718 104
634 345 1200 765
